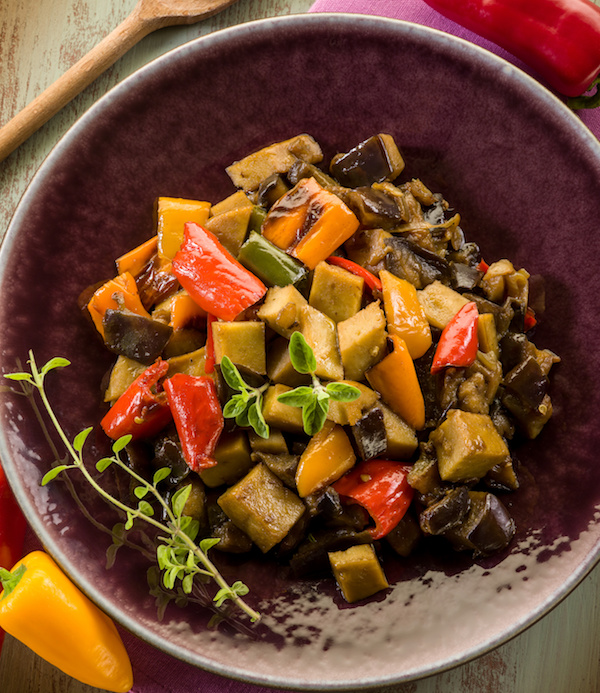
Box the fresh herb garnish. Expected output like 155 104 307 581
5 352 260 623
220 356 270 439
277 332 361 436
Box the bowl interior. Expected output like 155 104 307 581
1 14 600 689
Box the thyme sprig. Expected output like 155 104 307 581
277 332 361 436
4 352 260 623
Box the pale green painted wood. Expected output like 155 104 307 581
1 1 600 692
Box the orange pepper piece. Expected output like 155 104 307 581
115 235 158 277
87 272 150 338
366 334 425 430
169 292 207 330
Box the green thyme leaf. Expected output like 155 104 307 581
41 465 71 485
112 435 132 454
288 332 317 374
153 467 171 486
4 372 33 383
40 357 71 375
134 485 149 499
96 457 114 472
200 537 221 553
171 484 192 518
325 382 361 402
138 500 154 517
73 427 92 453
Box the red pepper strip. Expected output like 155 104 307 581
163 374 223 472
325 255 383 292
100 360 172 440
0 463 27 653
524 306 537 331
172 223 267 322
431 301 479 374
204 313 217 374
333 460 413 539
422 0 600 97
477 259 489 273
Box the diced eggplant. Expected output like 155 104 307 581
443 491 515 555
419 487 471 535
386 511 421 557
503 355 549 410
385 237 451 290
257 173 290 208
407 442 447 499
450 261 483 292
308 260 364 323
464 294 515 338
152 432 190 486
329 544 389 603
329 134 405 187
287 160 338 189
207 504 253 554
135 255 179 310
103 308 173 365
340 187 405 229
290 527 373 577
351 407 388 461
484 457 519 492
251 451 300 489
200 431 253 488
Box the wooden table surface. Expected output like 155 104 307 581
1 1 600 692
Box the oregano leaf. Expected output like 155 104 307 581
276 386 314 408
134 485 149 499
219 356 247 391
325 382 361 402
288 332 317 374
40 357 71 375
153 467 171 486
171 484 192 518
73 427 92 453
96 457 114 472
112 435 132 454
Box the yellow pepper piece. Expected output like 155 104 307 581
295 421 356 497
366 334 425 430
0 551 133 692
87 271 150 338
380 269 432 359
169 291 207 330
157 197 211 260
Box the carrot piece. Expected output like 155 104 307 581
380 269 432 359
87 272 150 338
115 236 158 277
366 334 425 430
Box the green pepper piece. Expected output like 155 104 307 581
238 231 309 289
247 206 268 235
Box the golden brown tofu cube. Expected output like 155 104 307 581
337 300 387 381
212 321 266 375
418 280 469 329
430 409 510 482
298 304 344 381
328 544 389 603
218 463 305 553
309 261 364 323
257 285 307 338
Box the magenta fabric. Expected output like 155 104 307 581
17 3 600 692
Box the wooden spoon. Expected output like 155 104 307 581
0 0 239 163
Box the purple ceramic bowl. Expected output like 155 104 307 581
1 13 600 689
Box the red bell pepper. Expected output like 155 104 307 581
100 360 172 440
172 223 267 322
163 374 223 472
422 0 600 98
524 306 537 331
431 301 479 374
204 313 217 374
0 462 27 652
325 255 383 292
333 459 414 539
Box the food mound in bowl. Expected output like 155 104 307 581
81 134 560 605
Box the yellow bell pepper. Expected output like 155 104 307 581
157 197 211 260
0 551 133 692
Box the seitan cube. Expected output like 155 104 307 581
337 301 387 381
309 261 364 323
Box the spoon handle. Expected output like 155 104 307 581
0 8 156 163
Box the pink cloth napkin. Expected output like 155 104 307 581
20 3 599 692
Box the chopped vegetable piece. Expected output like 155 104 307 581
308 261 364 323
325 255 383 292
329 134 405 187
87 272 150 338
326 381 379 426
204 205 252 256
329 544 389 603
262 384 305 434
199 431 253 488
238 231 309 288
102 308 173 365
366 335 425 430
430 409 510 482
380 269 432 359
218 463 305 553
333 459 414 539
115 236 158 277
226 134 323 192
295 421 356 497
100 360 172 440
0 551 133 692
172 222 267 322
204 313 217 373
211 320 266 375
337 301 388 381
431 301 479 373
418 280 469 329
169 291 207 330
163 373 224 472
103 355 147 403
262 177 360 270
256 284 307 338
157 197 211 260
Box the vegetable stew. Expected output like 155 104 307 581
83 134 560 604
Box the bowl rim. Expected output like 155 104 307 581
2 12 600 689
